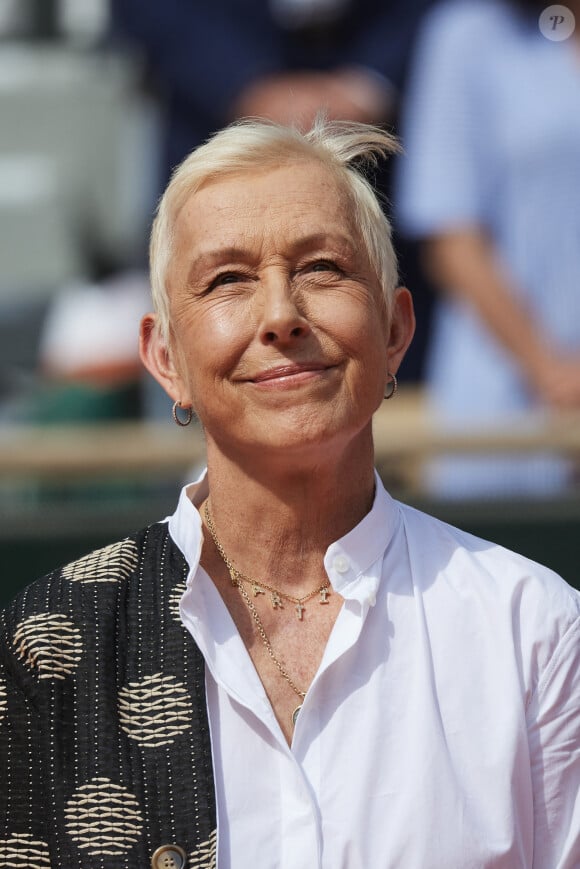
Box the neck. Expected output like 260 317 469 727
201 426 376 589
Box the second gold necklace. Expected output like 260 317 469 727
204 501 314 727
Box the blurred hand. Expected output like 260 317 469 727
529 352 580 410
233 68 393 129
425 231 580 413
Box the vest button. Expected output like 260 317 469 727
151 844 187 869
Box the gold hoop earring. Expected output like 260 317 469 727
384 372 398 400
172 401 193 426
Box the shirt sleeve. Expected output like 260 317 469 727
527 616 580 868
395 0 496 236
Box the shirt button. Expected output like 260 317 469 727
151 844 187 869
333 555 350 574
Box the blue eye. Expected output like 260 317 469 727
311 260 337 272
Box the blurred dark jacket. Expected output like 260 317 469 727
111 0 436 182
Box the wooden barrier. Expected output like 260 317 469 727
0 389 579 481
0 389 578 605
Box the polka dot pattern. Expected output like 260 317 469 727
0 833 50 867
62 539 139 584
189 829 217 868
12 614 83 680
64 777 144 856
168 584 187 625
118 673 193 747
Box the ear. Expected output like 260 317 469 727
139 313 189 404
386 287 415 375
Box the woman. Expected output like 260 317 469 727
396 0 580 497
1 120 578 867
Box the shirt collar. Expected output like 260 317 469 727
323 470 400 607
167 468 400 607
166 467 208 577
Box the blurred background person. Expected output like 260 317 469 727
110 0 437 186
396 0 580 497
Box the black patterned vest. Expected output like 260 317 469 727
0 523 217 868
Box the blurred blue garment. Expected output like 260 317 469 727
396 0 580 497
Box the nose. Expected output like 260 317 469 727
258 271 311 345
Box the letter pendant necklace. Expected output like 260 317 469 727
229 562 331 619
204 501 319 728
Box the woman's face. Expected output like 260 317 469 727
144 159 413 459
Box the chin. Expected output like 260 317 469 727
250 413 371 457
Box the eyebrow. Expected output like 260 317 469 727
186 247 249 288
187 232 356 281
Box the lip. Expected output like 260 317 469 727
250 363 331 383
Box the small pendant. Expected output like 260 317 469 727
295 603 305 620
319 587 330 604
292 705 302 727
271 592 283 609
252 584 265 597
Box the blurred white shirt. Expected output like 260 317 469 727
171 471 580 868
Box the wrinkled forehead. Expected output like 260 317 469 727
174 157 356 232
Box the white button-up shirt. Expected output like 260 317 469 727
170 472 580 868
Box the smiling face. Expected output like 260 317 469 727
142 159 414 462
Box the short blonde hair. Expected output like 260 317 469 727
150 118 401 343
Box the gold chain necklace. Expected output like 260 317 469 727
203 502 330 620
231 567 330 619
204 501 308 727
